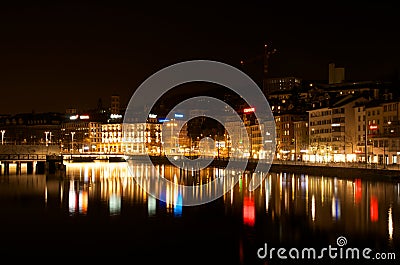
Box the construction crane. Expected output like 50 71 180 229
240 43 277 92
262 44 277 90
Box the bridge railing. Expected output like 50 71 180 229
0 154 47 161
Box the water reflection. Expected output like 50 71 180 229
0 161 399 261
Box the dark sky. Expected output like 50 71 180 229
0 2 399 115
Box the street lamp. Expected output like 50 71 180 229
364 114 368 166
45 131 50 146
367 123 379 165
71 131 75 153
1 130 5 145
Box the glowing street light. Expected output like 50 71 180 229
71 131 76 153
1 130 5 145
45 131 50 146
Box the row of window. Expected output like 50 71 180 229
383 103 398 112
311 137 331 143
310 119 331 126
311 129 331 134
310 110 332 117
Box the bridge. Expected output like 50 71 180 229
0 145 63 175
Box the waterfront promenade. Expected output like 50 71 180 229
2 143 400 182
270 160 400 182
143 155 400 182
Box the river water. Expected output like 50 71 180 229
0 161 399 264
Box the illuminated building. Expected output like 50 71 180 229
0 112 64 145
61 113 93 153
274 112 307 160
160 116 189 155
110 94 120 115
355 100 400 165
102 118 162 155
307 95 368 162
293 120 309 161
263 76 302 96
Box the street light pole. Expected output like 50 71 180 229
364 111 368 167
71 131 75 153
45 131 50 146
383 140 386 169
1 130 5 145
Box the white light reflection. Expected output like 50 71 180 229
109 193 121 216
265 176 271 213
84 165 89 183
305 175 309 215
68 180 76 215
311 195 315 221
148 195 157 217
388 205 393 241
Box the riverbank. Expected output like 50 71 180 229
145 155 400 182
60 155 400 183
269 162 400 183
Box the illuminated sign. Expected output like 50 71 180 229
331 123 341 127
110 114 122 119
158 118 169 123
148 114 157 119
243 107 255 113
69 115 79 120
174 113 184 118
369 125 378 130
80 115 90 120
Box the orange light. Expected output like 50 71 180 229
369 125 378 130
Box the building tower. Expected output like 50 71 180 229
262 44 277 95
328 63 345 84
110 95 120 115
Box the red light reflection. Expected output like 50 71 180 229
354 178 362 204
243 196 255 226
370 195 378 222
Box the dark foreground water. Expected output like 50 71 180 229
0 162 399 264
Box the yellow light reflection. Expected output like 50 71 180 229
79 190 88 215
45 184 48 204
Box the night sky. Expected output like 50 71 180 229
0 2 399 115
